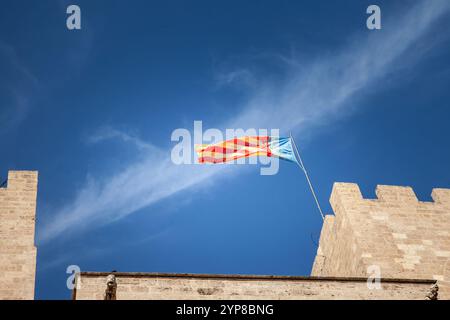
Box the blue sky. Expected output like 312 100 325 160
1 0 450 299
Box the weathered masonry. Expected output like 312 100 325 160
73 272 435 300
73 183 449 300
0 170 447 300
312 183 450 299
0 171 38 300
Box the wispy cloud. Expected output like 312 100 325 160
0 41 38 133
38 0 450 243
229 0 450 131
215 69 256 89
0 3 95 134
86 126 157 152
39 134 227 242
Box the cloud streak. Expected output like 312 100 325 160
0 41 38 133
38 0 450 243
86 126 157 152
230 0 450 131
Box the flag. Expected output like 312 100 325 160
195 136 298 164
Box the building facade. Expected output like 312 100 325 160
73 183 448 300
0 171 38 300
312 183 450 299
0 170 448 300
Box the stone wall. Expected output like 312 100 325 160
0 171 38 300
73 272 435 300
312 183 450 299
2 171 443 300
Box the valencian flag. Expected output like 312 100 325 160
195 134 325 220
195 136 298 164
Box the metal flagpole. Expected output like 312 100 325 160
289 132 325 221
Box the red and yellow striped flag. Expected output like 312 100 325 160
195 136 298 164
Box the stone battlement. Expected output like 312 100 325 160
330 183 450 207
0 171 38 300
312 182 450 299
1 171 447 300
